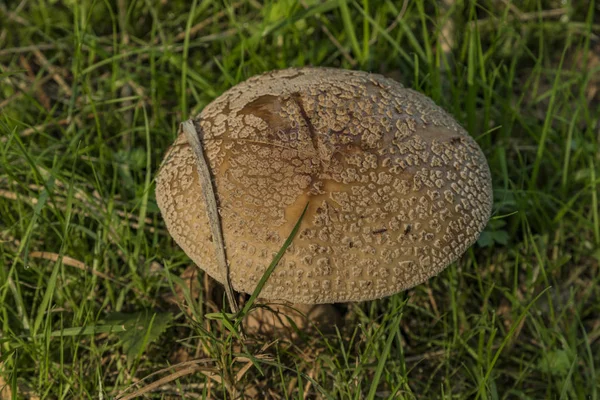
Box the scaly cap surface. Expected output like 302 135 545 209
156 67 493 304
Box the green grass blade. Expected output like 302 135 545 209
476 287 551 399
339 0 363 64
239 203 309 318
366 305 403 400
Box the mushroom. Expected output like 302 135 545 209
156 67 492 336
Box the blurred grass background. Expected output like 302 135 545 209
0 0 599 398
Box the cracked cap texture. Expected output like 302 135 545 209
156 67 493 304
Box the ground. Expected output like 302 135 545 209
0 0 599 398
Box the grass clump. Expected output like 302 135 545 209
1 0 599 398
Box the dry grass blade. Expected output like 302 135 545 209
115 359 216 399
300 0 357 66
0 117 75 143
0 4 27 25
0 189 36 204
303 365 317 400
180 120 239 315
0 43 60 57
234 351 275 382
0 374 12 400
468 6 568 30
367 0 409 47
426 284 440 318
437 0 455 67
28 251 120 283
31 48 72 96
19 55 51 111
0 175 156 234
0 72 53 111
0 93 22 110
145 383 212 399
0 363 39 400
172 1 244 43
116 366 214 400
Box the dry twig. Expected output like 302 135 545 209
181 120 240 315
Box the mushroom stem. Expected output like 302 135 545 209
243 301 342 338
180 119 239 315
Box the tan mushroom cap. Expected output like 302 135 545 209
156 67 493 304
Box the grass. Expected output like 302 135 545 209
1 0 599 398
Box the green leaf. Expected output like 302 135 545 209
491 230 509 245
105 310 172 364
539 349 572 376
477 230 509 247
477 231 494 248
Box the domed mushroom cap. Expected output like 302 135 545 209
156 67 492 304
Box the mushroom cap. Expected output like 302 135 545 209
156 67 492 304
